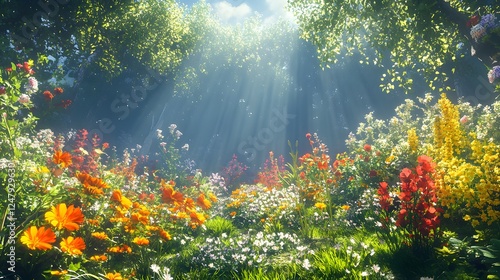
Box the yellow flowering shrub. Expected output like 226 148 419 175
431 94 500 228
407 127 419 153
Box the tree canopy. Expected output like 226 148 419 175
288 0 500 93
0 0 197 81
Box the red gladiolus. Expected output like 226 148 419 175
377 182 391 211
394 155 441 240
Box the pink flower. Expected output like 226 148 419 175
18 94 30 104
460 115 468 124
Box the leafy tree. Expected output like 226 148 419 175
288 0 500 93
0 0 196 81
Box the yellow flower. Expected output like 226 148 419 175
90 254 108 262
91 232 108 240
132 237 149 246
50 270 68 276
314 202 327 210
463 215 471 221
408 128 418 152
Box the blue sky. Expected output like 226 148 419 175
179 0 293 23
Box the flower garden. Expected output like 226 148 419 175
1 61 500 280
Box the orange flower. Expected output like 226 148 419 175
60 236 86 255
43 90 54 100
107 245 132 254
76 172 109 196
20 226 56 250
90 254 108 262
341 205 350 211
91 232 108 240
45 203 84 231
159 229 172 241
229 211 237 217
197 193 212 210
317 161 328 170
110 189 133 209
87 219 100 226
52 150 72 168
132 237 150 246
54 87 64 95
161 185 184 204
105 272 123 280
190 211 206 228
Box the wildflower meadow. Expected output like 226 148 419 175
1 59 500 280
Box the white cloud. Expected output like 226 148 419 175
213 1 252 23
265 0 295 23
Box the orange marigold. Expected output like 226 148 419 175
45 203 84 231
105 272 123 280
159 229 172 241
132 237 149 246
90 254 108 262
76 172 109 196
91 232 108 240
20 226 56 250
110 189 133 209
190 211 206 228
52 150 72 168
161 185 184 204
197 193 212 210
60 236 86 255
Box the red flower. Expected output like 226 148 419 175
0 86 5 95
5 67 12 72
305 133 311 139
377 182 391 211
23 62 34 74
43 90 54 100
54 87 64 95
56 99 72 108
417 155 435 173
363 144 372 152
399 168 413 183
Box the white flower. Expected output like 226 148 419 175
175 130 183 139
156 129 164 139
18 94 30 104
181 143 189 151
169 124 177 134
372 264 381 273
150 264 160 273
302 258 311 270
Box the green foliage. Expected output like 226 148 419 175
288 0 499 94
204 216 238 237
472 239 500 279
